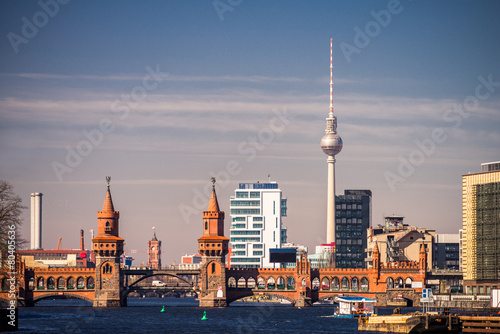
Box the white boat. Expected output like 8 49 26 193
333 296 376 318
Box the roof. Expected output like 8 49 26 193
335 296 376 303
102 187 115 212
207 186 220 212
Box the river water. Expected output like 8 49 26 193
13 297 411 333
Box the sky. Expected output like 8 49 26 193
1 0 499 266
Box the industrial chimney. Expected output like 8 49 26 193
80 229 85 250
30 192 43 249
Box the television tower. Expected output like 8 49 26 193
320 38 343 244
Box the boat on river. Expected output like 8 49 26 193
333 296 375 318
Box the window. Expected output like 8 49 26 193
273 231 275 242
253 224 263 228
236 192 249 198
231 200 260 206
250 192 260 198
233 251 246 256
253 217 263 221
231 209 260 215
205 222 208 230
230 237 260 242
230 230 260 235
253 251 263 256
273 201 275 214
276 217 278 228
105 221 111 232
253 244 263 249
232 224 245 229
211 263 216 274
233 244 245 249
233 217 246 222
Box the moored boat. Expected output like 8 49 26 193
333 296 375 318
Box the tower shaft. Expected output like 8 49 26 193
326 156 336 244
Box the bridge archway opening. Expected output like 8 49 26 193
312 277 320 290
228 277 236 288
237 277 246 288
247 277 256 289
286 277 295 290
227 292 295 305
127 273 194 289
351 277 359 291
405 277 412 289
33 293 93 306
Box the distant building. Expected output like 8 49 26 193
433 234 460 270
365 216 435 271
229 181 288 268
147 231 161 270
335 189 372 268
17 249 93 268
462 161 500 295
178 253 202 270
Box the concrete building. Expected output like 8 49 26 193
30 192 43 250
462 161 500 295
433 234 460 270
229 181 288 268
365 216 435 271
335 189 372 268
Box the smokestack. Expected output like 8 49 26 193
80 229 84 250
30 193 43 250
90 229 94 240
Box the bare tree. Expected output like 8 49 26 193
0 181 27 267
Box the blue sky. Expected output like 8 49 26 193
1 1 499 265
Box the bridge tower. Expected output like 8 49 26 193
197 179 229 307
92 177 125 307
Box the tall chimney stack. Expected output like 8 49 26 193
80 229 84 250
30 193 43 250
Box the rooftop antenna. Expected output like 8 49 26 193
329 38 334 118
268 174 271 182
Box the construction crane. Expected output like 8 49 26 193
56 236 62 250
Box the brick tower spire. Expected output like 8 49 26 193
92 176 125 307
198 178 229 307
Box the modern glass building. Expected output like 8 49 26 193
462 161 500 295
335 189 372 268
229 182 287 268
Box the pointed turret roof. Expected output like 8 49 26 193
207 186 220 212
373 242 379 253
102 186 115 212
420 243 426 253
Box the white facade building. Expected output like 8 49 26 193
229 182 287 268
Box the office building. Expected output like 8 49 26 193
229 181 287 268
365 216 435 271
462 161 500 295
433 234 460 270
335 189 372 268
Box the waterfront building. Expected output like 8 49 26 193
462 161 500 295
433 234 460 270
335 189 372 268
147 231 162 269
17 249 93 268
229 181 288 268
365 216 435 271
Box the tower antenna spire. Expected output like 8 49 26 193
329 38 333 117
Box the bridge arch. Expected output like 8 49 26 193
127 272 193 289
33 292 93 304
340 277 349 290
226 292 296 305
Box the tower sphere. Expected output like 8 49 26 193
321 132 343 156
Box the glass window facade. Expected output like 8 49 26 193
334 190 372 268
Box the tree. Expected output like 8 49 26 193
0 181 27 267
